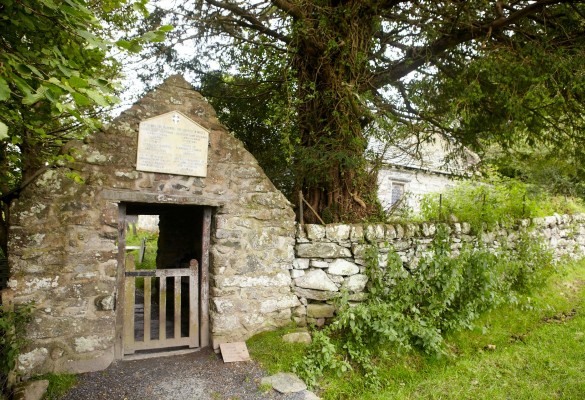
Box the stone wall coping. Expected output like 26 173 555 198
299 213 585 239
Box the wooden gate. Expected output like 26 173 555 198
123 255 199 354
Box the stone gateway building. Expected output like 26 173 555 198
5 76 299 375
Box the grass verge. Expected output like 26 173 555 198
248 260 585 399
35 373 77 400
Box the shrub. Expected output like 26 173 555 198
0 303 33 395
420 174 585 233
295 226 556 388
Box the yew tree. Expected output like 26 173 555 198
136 1 585 222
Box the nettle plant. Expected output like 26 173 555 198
0 303 34 394
295 225 555 388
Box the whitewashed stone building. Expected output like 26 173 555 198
374 135 479 213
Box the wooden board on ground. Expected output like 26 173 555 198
219 342 251 363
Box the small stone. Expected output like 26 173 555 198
307 304 335 318
325 224 351 242
282 331 312 344
327 259 359 276
94 294 115 311
13 380 49 400
294 287 338 301
343 274 369 292
302 391 321 400
295 269 338 291
305 224 325 240
261 372 307 394
293 258 310 270
310 260 329 269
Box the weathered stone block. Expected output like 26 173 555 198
365 224 385 242
350 224 364 241
305 224 325 240
295 269 338 291
343 274 369 292
325 224 351 242
215 272 291 288
327 259 359 276
74 336 111 354
394 224 404 238
307 304 335 318
94 295 114 311
18 348 49 375
351 243 368 259
282 331 311 344
290 269 305 279
294 287 339 301
259 295 300 313
296 243 351 258
293 258 310 270
422 223 436 237
310 260 328 268
385 224 396 240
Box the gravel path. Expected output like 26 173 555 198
61 349 310 400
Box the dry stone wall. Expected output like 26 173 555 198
5 76 297 376
291 214 585 326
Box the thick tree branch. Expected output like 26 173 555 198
204 0 291 44
369 0 578 89
270 0 303 19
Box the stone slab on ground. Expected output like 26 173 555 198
261 372 307 394
282 331 312 344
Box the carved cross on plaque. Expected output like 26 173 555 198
172 113 181 124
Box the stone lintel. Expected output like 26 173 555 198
100 189 224 207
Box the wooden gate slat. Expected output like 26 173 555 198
159 276 167 341
143 277 152 343
189 260 199 348
174 275 181 339
123 254 136 354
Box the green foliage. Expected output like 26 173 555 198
420 174 585 233
247 326 310 375
126 229 158 270
485 143 585 201
295 226 556 389
199 70 297 198
36 373 77 400
0 0 170 215
137 1 585 222
248 261 585 399
0 303 34 394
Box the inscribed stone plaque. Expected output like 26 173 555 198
136 111 209 177
219 342 251 363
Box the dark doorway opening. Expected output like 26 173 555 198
119 203 210 355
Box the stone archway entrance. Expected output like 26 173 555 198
117 203 211 355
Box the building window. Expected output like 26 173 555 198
390 182 405 206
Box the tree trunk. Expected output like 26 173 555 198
292 1 379 223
